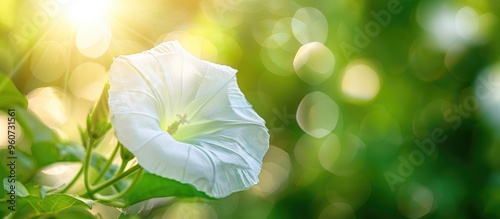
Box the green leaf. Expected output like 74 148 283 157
3 178 29 197
34 206 97 219
53 206 97 219
122 172 210 205
0 72 27 110
31 141 119 184
68 195 95 209
3 195 42 218
16 108 60 144
39 194 91 213
21 195 44 213
31 142 83 168
0 149 34 182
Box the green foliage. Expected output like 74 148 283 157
10 194 97 218
16 108 60 144
123 172 210 205
32 142 83 167
3 178 29 197
0 149 34 182
39 194 91 212
47 206 97 219
2 180 96 218
3 1 500 218
0 73 27 111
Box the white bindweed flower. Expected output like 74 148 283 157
108 41 269 198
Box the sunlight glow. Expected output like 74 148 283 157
66 0 114 27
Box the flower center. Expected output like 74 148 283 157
167 113 190 135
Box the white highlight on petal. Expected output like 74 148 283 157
108 41 269 198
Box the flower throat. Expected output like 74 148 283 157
167 113 190 135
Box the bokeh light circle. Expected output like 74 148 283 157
200 0 245 28
0 113 23 148
475 63 500 132
415 1 460 50
297 91 340 138
409 38 447 82
455 6 479 40
326 173 372 210
162 202 217 219
69 62 108 101
159 31 218 62
293 42 335 85
291 7 328 44
261 17 299 76
254 146 291 197
27 87 71 128
35 162 82 190
294 134 323 169
209 33 242 66
341 62 380 103
294 134 325 185
76 19 112 58
318 133 366 176
397 182 434 219
318 202 356 219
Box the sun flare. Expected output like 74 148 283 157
65 0 114 27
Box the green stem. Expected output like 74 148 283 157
60 166 83 193
92 143 120 184
94 167 143 202
96 200 127 208
83 139 96 195
116 159 127 175
90 164 142 195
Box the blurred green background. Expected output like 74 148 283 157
1 0 500 218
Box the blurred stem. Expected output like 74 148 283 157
116 159 128 175
91 164 142 194
83 138 97 195
92 142 120 184
94 167 143 202
60 166 83 193
96 200 127 208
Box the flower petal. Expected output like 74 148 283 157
109 41 269 198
